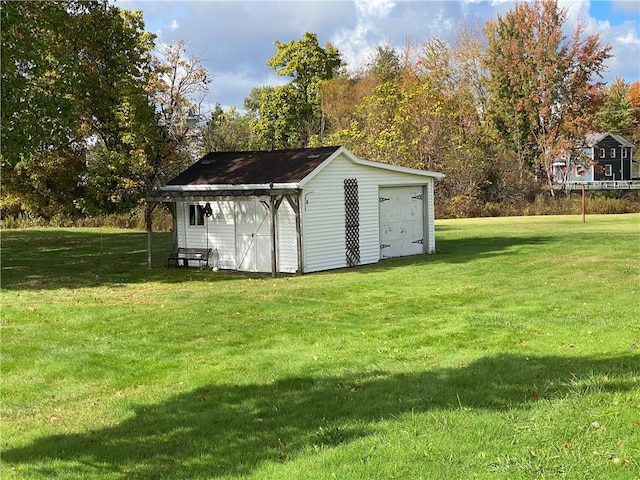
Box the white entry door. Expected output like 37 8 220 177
379 186 425 259
235 199 271 272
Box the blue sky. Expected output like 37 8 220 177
589 0 639 25
115 0 640 110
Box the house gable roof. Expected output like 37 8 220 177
163 146 444 192
298 146 444 187
585 132 634 148
166 147 340 187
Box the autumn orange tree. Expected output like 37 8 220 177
485 0 611 193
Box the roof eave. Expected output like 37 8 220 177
161 183 300 192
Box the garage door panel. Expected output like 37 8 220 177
379 186 424 258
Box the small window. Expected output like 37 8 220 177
622 148 628 159
189 205 205 226
604 164 613 177
610 148 616 158
599 148 605 158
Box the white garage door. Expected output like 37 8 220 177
379 186 425 259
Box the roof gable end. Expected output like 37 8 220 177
585 132 633 148
298 146 445 187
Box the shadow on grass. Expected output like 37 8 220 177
328 234 554 276
0 229 254 291
3 353 637 478
1 229 554 290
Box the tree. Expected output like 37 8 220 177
593 78 639 139
1 0 156 218
245 85 304 150
319 46 403 142
417 32 494 209
484 0 611 193
200 104 252 153
628 81 640 161
629 81 640 123
74 39 211 217
143 40 211 186
248 32 342 148
369 44 403 83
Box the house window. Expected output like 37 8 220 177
604 164 613 177
611 148 616 158
598 148 604 158
189 205 205 226
622 148 628 159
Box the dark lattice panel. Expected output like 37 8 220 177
344 178 360 267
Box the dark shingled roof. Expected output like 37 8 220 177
167 147 341 186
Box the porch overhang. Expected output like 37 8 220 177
145 186 304 277
146 186 300 203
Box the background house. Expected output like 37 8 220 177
585 132 636 181
148 146 444 275
553 132 637 184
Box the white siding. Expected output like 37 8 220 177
172 150 438 273
175 200 235 269
302 152 435 273
175 198 298 273
208 200 236 269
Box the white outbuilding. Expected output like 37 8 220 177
148 146 444 275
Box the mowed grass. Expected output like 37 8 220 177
1 215 639 479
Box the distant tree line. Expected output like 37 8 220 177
2 0 638 221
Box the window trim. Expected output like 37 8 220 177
189 204 205 226
610 148 616 158
604 164 613 177
599 148 605 158
622 148 628 159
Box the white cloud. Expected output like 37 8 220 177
354 0 395 17
616 28 640 46
332 0 398 70
612 0 640 15
114 0 638 108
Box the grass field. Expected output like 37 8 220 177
1 214 639 479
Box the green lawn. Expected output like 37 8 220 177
1 215 639 479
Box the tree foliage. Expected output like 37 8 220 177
248 32 343 149
1 0 156 217
484 0 611 191
1 0 211 219
201 105 252 153
593 78 639 139
2 0 633 222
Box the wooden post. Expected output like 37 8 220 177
270 195 277 278
146 202 154 269
581 184 586 223
292 194 303 275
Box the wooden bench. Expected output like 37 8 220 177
168 247 213 268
